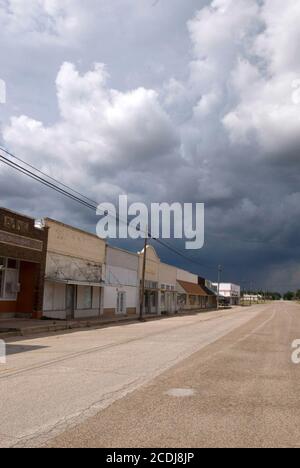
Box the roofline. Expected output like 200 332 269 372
0 206 37 222
176 266 198 277
107 244 139 258
44 218 105 242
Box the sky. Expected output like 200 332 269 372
1 0 300 293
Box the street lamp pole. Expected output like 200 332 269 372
139 234 148 321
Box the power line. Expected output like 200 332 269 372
0 146 98 206
0 155 98 212
0 147 217 272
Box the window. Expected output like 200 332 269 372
77 286 93 310
190 295 197 306
161 292 165 308
178 294 187 306
7 259 18 269
151 292 156 307
0 264 4 298
5 270 19 299
0 258 20 301
83 286 93 309
117 292 126 315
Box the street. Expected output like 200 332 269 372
1 302 300 448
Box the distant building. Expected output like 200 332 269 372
198 277 218 309
212 283 241 306
176 268 209 312
242 294 262 303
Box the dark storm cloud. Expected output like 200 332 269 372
1 0 300 292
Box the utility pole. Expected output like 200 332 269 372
139 234 148 321
217 265 222 309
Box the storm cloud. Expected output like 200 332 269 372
1 0 300 292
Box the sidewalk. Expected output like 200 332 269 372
0 308 219 340
0 315 141 339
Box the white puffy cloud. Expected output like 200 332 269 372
3 62 178 200
2 0 300 291
0 0 87 44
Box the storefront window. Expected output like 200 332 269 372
117 292 126 315
151 292 156 307
7 259 18 269
161 292 165 308
76 285 93 310
0 258 20 300
0 259 4 297
190 295 197 306
83 286 93 309
178 294 187 306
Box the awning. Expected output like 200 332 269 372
202 285 218 297
177 280 208 296
45 278 105 287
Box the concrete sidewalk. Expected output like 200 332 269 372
0 308 220 339
0 315 140 339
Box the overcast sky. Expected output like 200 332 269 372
1 0 300 292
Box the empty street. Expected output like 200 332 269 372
0 302 299 448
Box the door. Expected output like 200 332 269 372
66 285 75 319
117 292 126 315
151 292 157 314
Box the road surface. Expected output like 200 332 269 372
0 302 299 448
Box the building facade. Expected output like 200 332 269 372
212 283 241 306
159 262 177 315
198 277 218 309
0 208 48 319
103 246 139 318
139 245 161 315
43 219 106 320
176 268 209 312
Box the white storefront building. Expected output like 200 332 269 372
212 283 241 306
159 261 177 315
103 246 139 318
43 219 106 320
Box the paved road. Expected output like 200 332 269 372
1 303 299 448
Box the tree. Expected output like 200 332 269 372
284 291 295 301
294 290 300 300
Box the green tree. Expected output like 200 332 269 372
294 290 300 300
284 291 295 301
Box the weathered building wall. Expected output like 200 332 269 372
43 219 105 320
104 246 139 317
0 207 48 318
159 262 177 314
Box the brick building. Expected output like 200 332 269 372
0 208 48 318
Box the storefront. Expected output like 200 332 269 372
43 218 106 320
103 246 139 318
139 245 161 316
198 277 218 309
0 208 48 318
176 268 209 312
159 262 177 314
176 280 208 311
